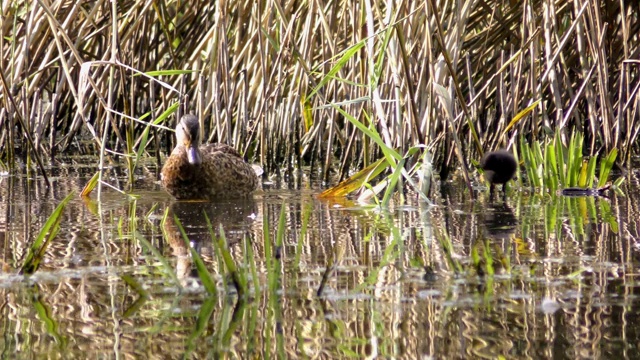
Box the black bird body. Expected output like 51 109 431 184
480 150 517 199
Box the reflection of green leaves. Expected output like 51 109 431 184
599 200 619 234
483 241 494 276
437 227 462 274
544 194 559 234
21 192 74 274
31 286 66 347
471 240 495 277
355 212 402 293
494 244 511 274
121 275 149 318
144 210 183 287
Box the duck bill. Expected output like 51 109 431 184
187 146 202 165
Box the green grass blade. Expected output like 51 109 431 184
308 41 365 98
141 69 196 77
502 99 541 135
598 148 618 187
184 296 217 358
333 105 402 164
520 140 536 189
81 171 100 197
554 131 565 187
211 222 248 297
577 159 588 188
318 157 388 198
586 156 597 188
566 133 576 186
381 157 405 207
276 202 286 248
544 145 556 192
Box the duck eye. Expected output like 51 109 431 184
179 123 191 140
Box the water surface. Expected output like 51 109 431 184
1 161 639 359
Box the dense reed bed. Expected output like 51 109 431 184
0 0 638 184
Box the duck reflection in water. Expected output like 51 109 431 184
162 199 257 280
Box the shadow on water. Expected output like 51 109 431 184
2 163 640 358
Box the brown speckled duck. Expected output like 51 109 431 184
161 114 259 200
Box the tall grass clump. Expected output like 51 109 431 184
520 130 622 194
0 1 636 192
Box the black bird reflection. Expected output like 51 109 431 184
474 202 518 279
162 199 257 280
482 202 517 240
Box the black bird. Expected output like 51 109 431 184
480 150 517 200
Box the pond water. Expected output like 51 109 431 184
1 159 640 359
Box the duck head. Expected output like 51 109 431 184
176 114 202 166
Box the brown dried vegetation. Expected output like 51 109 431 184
0 0 637 182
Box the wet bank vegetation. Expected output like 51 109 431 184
0 0 638 190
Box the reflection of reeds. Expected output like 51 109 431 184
2 176 640 357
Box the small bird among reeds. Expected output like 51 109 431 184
480 149 517 200
161 114 259 200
